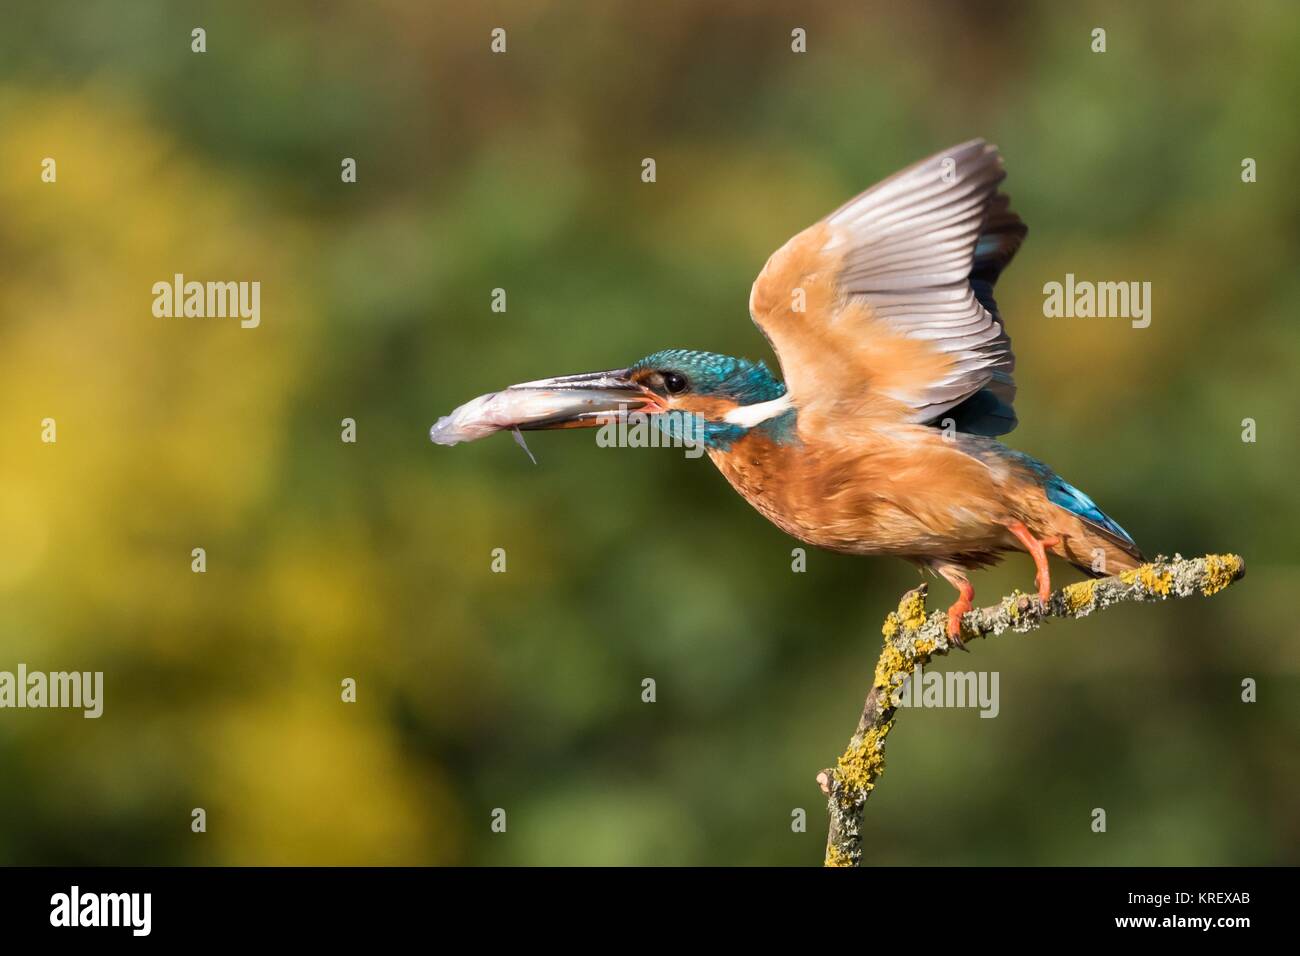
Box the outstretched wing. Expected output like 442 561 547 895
748 139 1026 438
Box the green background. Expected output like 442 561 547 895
1 1 1296 865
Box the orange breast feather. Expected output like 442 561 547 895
709 422 1023 560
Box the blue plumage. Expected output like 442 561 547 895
996 447 1136 547
632 349 786 404
632 349 797 450
1043 475 1136 547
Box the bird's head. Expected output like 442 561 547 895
502 348 794 450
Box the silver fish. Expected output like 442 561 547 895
430 368 661 446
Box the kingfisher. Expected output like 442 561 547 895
432 140 1145 641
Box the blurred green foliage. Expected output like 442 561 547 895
0 1 1297 865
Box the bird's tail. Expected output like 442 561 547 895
1033 471 1146 577
1054 526 1145 578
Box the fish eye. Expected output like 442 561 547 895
662 371 688 394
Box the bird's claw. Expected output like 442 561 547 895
945 605 972 651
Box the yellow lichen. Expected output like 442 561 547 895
1119 569 1139 586
881 613 900 639
1062 579 1097 613
914 638 936 656
897 590 928 631
836 720 894 794
1201 553 1239 596
873 643 908 690
1137 565 1173 596
824 844 855 868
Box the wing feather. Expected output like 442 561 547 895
749 139 1026 438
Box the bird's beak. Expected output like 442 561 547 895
505 368 665 430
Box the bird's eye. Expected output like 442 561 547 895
662 371 688 394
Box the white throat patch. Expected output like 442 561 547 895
723 394 793 427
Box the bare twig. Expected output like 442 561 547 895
820 553 1247 867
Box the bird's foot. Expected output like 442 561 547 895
944 581 975 650
1035 537 1060 600
1007 521 1059 604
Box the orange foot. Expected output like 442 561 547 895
1006 520 1061 603
942 575 975 648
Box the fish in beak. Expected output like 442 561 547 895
430 368 665 446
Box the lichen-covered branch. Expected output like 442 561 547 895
818 553 1246 868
